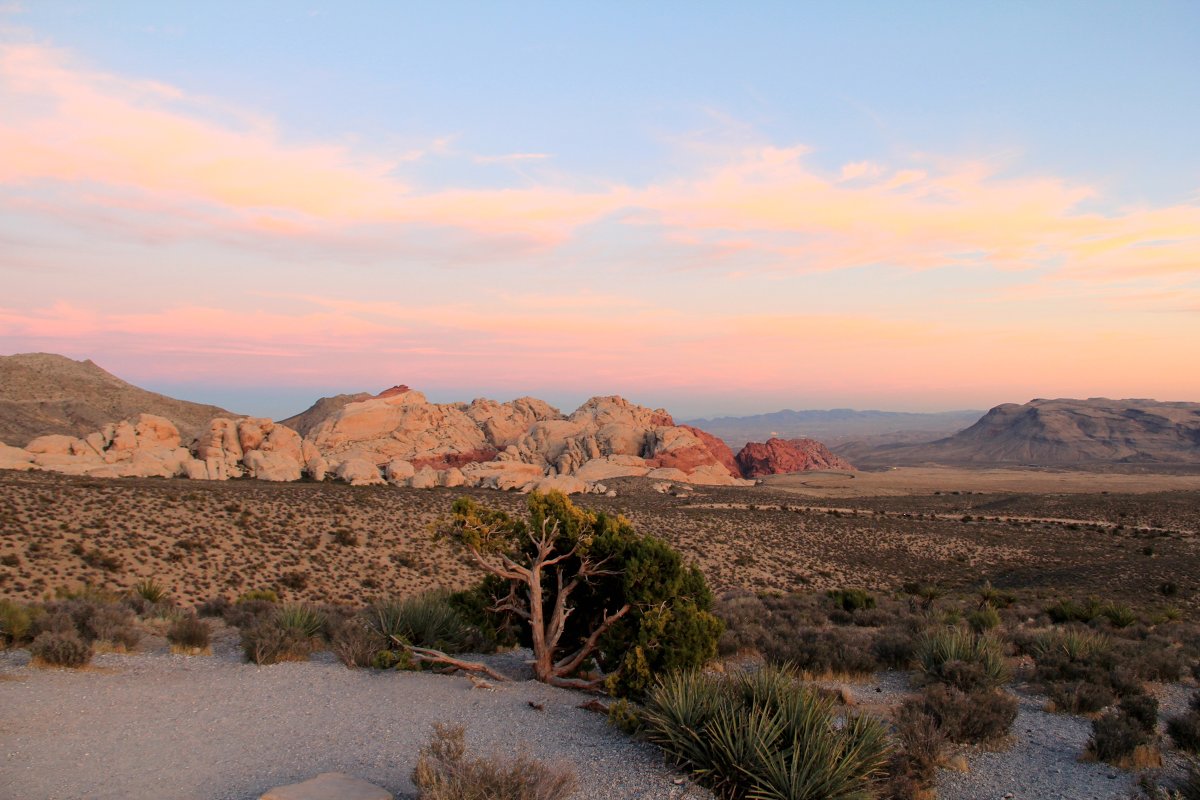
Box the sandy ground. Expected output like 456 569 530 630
763 466 1200 498
0 630 708 800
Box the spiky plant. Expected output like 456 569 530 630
370 591 476 653
642 666 890 800
916 628 1010 692
131 578 169 604
1031 629 1111 663
275 603 327 638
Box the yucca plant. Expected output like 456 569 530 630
1031 629 1111 663
642 666 890 800
275 603 327 638
370 591 476 653
131 578 169 604
916 628 1010 692
1102 603 1138 629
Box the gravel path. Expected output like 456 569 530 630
937 689 1137 800
0 636 708 800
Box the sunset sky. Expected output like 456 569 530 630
1 2 1197 419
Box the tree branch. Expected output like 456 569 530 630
390 637 510 683
553 603 631 676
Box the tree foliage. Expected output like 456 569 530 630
438 491 721 695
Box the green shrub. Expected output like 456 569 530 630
967 606 1001 633
131 578 169 604
916 628 1009 692
30 630 92 667
1032 629 1111 663
167 615 211 651
827 588 876 613
275 603 327 639
443 491 722 698
412 722 577 800
0 599 33 646
371 591 478 654
915 684 1018 744
1047 597 1104 624
1102 603 1138 629
641 666 890 799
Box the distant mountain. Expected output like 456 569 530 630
683 408 983 451
0 353 236 446
859 398 1200 466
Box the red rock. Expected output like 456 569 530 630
679 425 740 477
735 438 854 478
376 385 411 399
410 448 499 470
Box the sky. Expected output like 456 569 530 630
0 2 1197 419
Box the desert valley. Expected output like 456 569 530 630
2 353 1200 800
3 5 1199 799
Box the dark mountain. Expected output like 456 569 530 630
0 353 236 446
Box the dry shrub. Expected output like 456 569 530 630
413 722 577 800
331 616 387 668
84 604 141 651
240 617 314 665
1088 710 1160 767
883 703 945 799
1168 696 1200 754
1045 680 1115 714
167 614 211 653
30 630 92 667
916 684 1018 745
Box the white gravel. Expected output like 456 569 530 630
0 635 708 800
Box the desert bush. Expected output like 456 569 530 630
1168 697 1200 754
1089 710 1157 766
0 599 33 646
412 722 577 800
331 616 388 668
872 627 916 669
84 604 140 650
29 630 92 667
1102 603 1138 629
903 582 944 611
828 588 876 613
1046 680 1115 714
915 684 1018 745
916 628 1009 692
237 589 279 604
641 666 890 799
197 596 230 618
1047 597 1104 624
167 614 211 652
1120 693 1160 733
967 606 1001 633
239 604 325 664
763 627 878 677
1127 643 1185 682
884 702 945 800
371 591 479 654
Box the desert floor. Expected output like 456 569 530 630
1 468 1198 608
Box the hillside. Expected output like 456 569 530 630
0 353 236 446
859 398 1200 467
684 408 982 451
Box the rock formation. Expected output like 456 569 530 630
735 437 856 477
